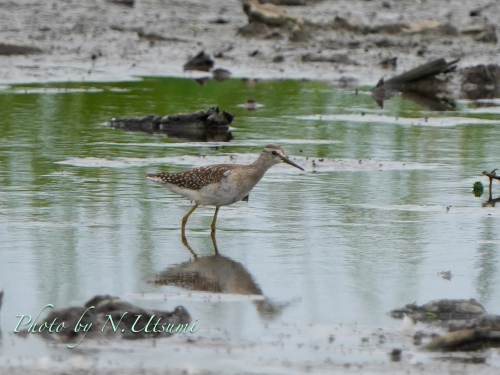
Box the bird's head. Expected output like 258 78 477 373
261 144 304 171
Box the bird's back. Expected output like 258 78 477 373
145 164 241 191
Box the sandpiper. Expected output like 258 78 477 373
145 144 304 236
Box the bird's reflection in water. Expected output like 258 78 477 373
154 233 289 320
483 196 500 207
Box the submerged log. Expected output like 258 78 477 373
424 328 500 351
109 107 234 142
372 58 459 110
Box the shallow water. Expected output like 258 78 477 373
1 77 500 372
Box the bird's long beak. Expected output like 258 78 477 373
279 154 305 171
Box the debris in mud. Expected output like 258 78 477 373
183 51 214 72
212 68 232 81
330 16 368 33
237 21 271 38
436 355 487 364
402 20 459 37
242 0 303 27
107 0 134 7
261 0 307 5
301 53 356 65
379 56 397 70
137 30 189 43
423 321 500 351
239 99 263 111
0 40 43 55
272 55 284 63
209 17 230 24
390 299 486 321
461 64 500 100
372 58 459 110
109 107 234 142
289 29 310 43
30 295 191 342
333 76 359 89
389 348 402 362
461 23 498 44
438 271 453 281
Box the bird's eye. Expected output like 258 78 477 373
271 150 278 155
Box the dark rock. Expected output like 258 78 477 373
0 40 43 55
389 348 402 362
212 68 231 81
209 17 230 24
302 53 356 65
107 0 134 7
238 22 271 38
273 55 284 63
183 51 214 72
38 295 190 342
379 56 397 69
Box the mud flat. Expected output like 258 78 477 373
0 0 499 84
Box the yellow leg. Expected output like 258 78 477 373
181 235 198 260
181 204 198 238
210 229 219 255
211 207 220 234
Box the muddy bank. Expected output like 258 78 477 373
0 0 499 85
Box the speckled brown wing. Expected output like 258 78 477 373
145 164 239 191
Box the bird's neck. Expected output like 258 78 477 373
248 154 276 179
